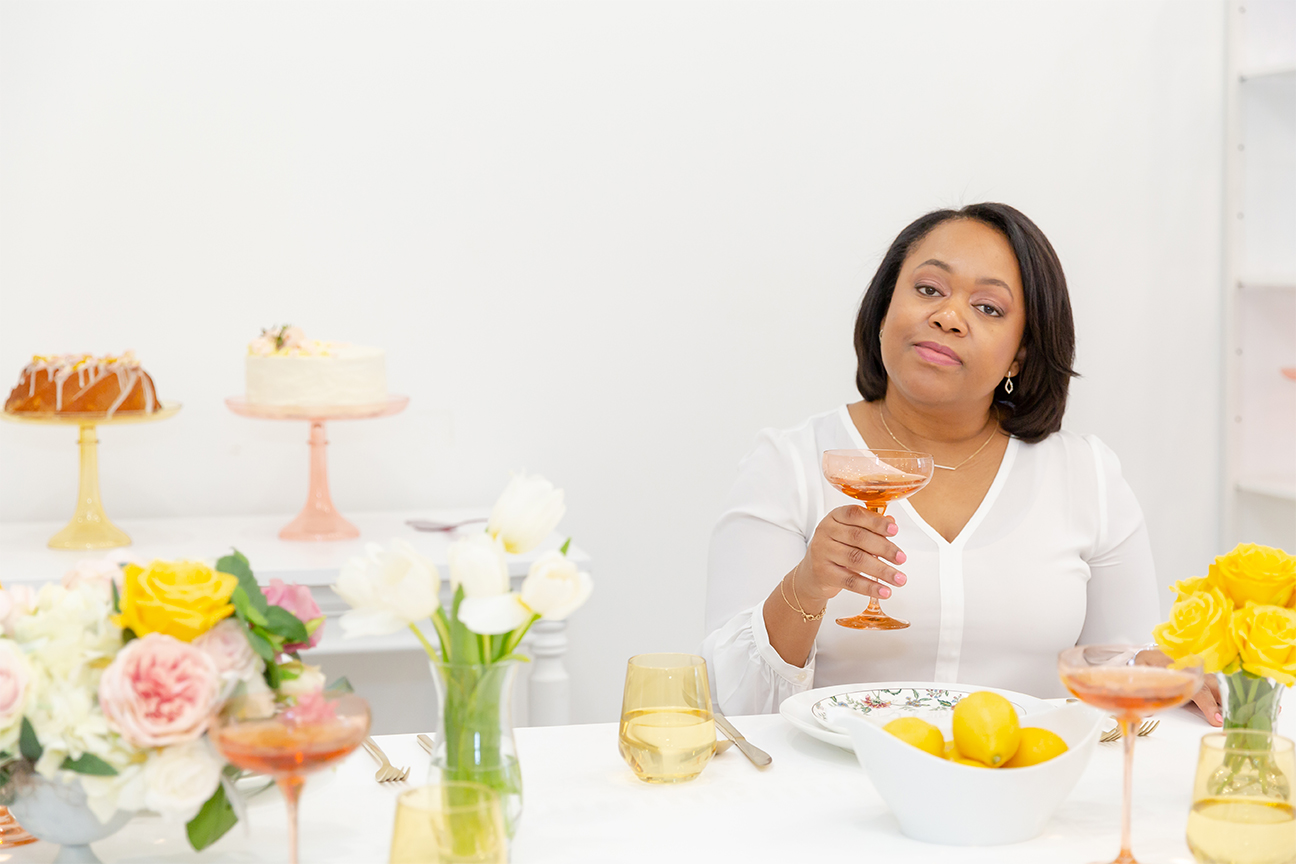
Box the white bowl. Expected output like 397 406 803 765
837 698 1105 846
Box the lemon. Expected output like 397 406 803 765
1003 727 1068 768
951 754 990 768
951 691 1021 767
883 717 944 757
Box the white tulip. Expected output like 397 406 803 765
448 533 509 599
486 473 566 554
142 739 224 821
520 551 593 621
458 593 531 635
334 540 440 637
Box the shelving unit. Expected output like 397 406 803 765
1222 1 1296 549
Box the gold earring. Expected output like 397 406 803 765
1004 375 1014 395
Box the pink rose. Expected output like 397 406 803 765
264 580 324 651
193 619 264 684
98 633 222 748
283 690 337 726
0 585 37 636
62 556 125 593
0 640 30 735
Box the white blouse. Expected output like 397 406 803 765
701 405 1162 715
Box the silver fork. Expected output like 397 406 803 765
1099 719 1159 743
363 736 410 782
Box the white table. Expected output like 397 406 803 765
0 511 590 729
10 703 1292 863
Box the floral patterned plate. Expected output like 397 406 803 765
811 682 1051 736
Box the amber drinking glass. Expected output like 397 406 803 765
389 782 507 864
1059 645 1204 864
821 449 934 630
212 692 370 864
1187 730 1295 864
618 653 716 783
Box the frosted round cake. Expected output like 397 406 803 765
5 353 161 416
245 326 386 407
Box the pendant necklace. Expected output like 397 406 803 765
878 404 999 471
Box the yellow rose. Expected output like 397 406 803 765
1230 603 1296 686
112 560 237 642
1169 576 1214 602
1152 587 1238 674
1208 543 1296 609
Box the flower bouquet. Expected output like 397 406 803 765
0 551 328 852
334 472 592 835
1153 543 1295 798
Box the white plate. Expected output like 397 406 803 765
780 681 1061 752
812 682 1049 734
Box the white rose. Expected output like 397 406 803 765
486 473 566 554
277 662 326 697
0 585 37 635
143 739 224 821
334 539 440 637
520 551 593 621
193 619 264 684
61 556 123 593
448 533 509 598
81 762 146 824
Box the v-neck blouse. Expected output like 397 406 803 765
701 406 1161 715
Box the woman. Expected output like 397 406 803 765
702 203 1220 721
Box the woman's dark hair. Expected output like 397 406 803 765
853 203 1077 443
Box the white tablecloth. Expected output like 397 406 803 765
7 703 1293 863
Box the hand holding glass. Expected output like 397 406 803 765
618 653 716 783
1059 645 1204 864
821 449 933 630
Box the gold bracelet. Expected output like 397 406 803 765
780 573 825 622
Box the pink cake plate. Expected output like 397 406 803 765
226 395 409 542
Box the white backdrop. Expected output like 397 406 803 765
0 1 1225 724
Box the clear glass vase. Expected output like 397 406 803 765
1219 670 1284 734
1210 670 1291 801
429 659 523 838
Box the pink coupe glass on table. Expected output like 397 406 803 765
226 396 407 541
211 692 370 864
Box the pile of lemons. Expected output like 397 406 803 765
883 691 1068 769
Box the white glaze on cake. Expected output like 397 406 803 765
245 341 386 407
19 354 155 416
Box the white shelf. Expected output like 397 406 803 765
1240 63 1296 81
1237 479 1296 502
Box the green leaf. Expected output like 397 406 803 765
244 625 275 664
325 676 354 695
447 585 479 664
231 585 268 628
186 783 238 851
19 717 41 763
215 549 254 584
265 660 282 689
60 753 118 776
263 606 309 644
560 537 571 556
303 616 325 638
218 551 269 620
110 579 122 615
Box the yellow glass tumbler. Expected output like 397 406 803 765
618 653 716 783
1186 730 1295 864
389 782 506 864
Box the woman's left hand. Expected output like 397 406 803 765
1135 647 1222 727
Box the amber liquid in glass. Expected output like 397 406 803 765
1186 798 1296 864
618 707 716 784
216 716 369 776
1061 666 1202 719
827 475 930 507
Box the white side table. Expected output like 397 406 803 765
0 510 587 731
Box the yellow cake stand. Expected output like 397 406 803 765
1 401 181 549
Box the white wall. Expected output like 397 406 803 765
0 1 1226 724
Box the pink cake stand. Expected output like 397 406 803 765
225 396 408 541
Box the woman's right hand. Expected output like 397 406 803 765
794 505 908 605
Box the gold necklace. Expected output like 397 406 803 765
878 404 1000 471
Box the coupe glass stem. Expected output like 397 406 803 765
1117 716 1138 864
278 774 305 864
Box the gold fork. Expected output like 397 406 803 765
1099 719 1159 743
363 736 410 782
